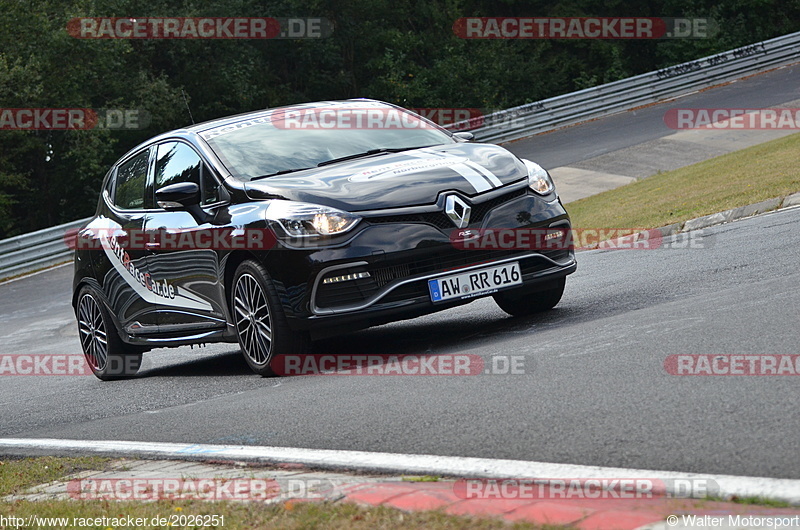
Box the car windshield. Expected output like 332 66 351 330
200 105 455 181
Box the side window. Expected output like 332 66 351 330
114 149 150 210
155 142 220 206
202 166 221 206
154 142 200 189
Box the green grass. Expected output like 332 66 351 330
727 496 794 508
0 456 111 497
567 131 800 230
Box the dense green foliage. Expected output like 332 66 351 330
0 0 798 236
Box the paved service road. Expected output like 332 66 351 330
2 207 799 479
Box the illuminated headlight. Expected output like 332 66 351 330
522 159 555 195
266 201 361 238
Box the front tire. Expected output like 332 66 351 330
493 277 566 316
76 286 142 380
231 260 309 376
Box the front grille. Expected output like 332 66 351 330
372 263 411 287
375 248 523 281
367 212 452 229
366 187 527 229
470 187 528 223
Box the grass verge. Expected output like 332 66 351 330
566 131 800 230
0 456 111 497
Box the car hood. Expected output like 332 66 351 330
242 143 528 212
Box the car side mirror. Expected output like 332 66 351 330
453 131 474 141
155 182 200 209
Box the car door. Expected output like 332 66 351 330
142 140 228 333
85 147 161 335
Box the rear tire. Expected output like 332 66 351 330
231 260 309 376
76 286 142 380
493 277 566 316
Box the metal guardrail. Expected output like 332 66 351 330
1 32 799 280
0 217 89 280
459 31 800 143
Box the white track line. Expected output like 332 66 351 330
1 438 798 504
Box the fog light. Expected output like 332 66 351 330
322 271 371 284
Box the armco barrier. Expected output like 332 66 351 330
0 218 89 280
2 32 799 280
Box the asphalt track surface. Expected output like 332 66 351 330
1 66 799 480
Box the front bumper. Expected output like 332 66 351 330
310 247 575 316
259 186 576 336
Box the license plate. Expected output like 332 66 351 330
428 262 521 302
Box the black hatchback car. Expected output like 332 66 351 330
73 99 576 379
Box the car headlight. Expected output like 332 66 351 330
265 201 361 238
522 159 555 195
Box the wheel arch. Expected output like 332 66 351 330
222 250 261 315
72 278 136 348
72 277 104 312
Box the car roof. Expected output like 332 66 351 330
185 98 393 134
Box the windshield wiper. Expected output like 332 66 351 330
316 146 434 167
251 167 315 181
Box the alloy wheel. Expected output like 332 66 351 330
233 272 273 365
77 293 108 371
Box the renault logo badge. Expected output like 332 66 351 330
444 195 471 229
